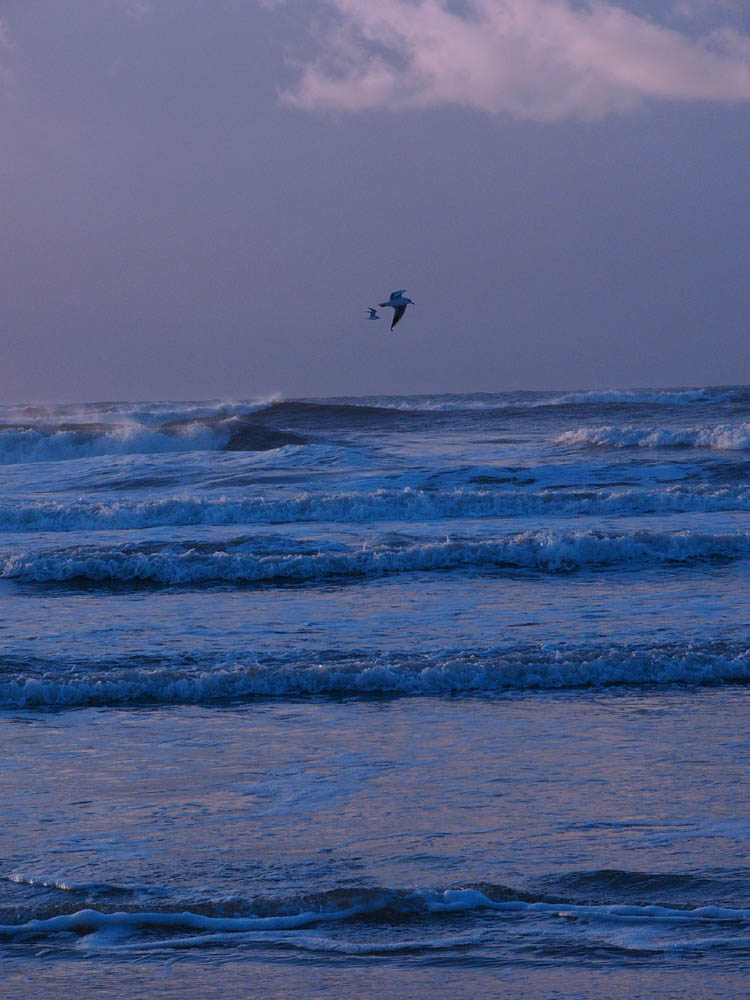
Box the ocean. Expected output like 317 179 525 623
1 387 748 999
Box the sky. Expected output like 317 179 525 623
1 0 750 401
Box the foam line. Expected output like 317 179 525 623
4 528 750 585
2 640 748 707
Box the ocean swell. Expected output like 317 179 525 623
2 640 748 708
3 528 750 586
0 414 305 465
548 388 736 406
558 423 750 451
2 484 750 533
1 883 747 946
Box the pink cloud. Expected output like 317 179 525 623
282 0 750 120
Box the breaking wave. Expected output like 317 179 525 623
3 386 744 467
1 882 748 950
2 484 750 532
2 387 747 467
339 386 743 413
547 387 737 407
3 528 750 586
256 388 744 418
2 640 748 708
558 423 750 451
0 412 306 465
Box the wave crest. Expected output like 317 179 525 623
0 415 305 465
3 484 750 533
2 640 748 708
558 423 750 451
1 882 747 944
548 387 734 406
3 528 749 586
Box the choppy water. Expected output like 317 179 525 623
1 388 748 998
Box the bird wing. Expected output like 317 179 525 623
390 289 406 300
390 304 407 330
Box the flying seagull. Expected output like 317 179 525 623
379 289 414 331
367 308 380 321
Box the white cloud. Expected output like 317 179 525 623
281 0 750 120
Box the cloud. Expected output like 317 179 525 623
0 18 14 95
671 0 745 18
121 0 153 17
281 0 750 120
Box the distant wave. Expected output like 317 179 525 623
349 386 742 413
3 484 750 532
0 415 306 465
558 423 750 451
323 386 741 413
547 387 736 406
3 528 750 586
1 389 744 464
2 639 748 709
0 396 282 425
268 387 743 418
163 413 308 452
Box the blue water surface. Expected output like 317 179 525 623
1 388 748 998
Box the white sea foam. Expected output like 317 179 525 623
0 397 300 465
0 904 369 939
1 484 750 533
558 423 750 450
548 388 731 406
2 641 747 708
425 889 750 923
1 889 746 943
0 423 226 465
3 528 749 586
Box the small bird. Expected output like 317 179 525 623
379 289 414 331
366 308 380 321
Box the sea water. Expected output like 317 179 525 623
0 388 748 998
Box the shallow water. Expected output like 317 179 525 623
1 388 748 997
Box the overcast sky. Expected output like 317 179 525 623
1 0 749 401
